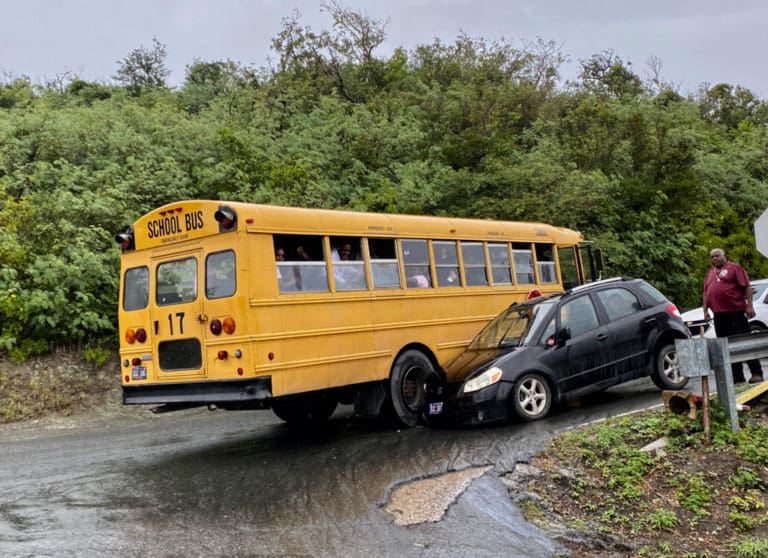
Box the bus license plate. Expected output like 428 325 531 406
131 366 147 380
428 402 443 415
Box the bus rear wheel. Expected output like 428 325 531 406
272 398 338 426
388 350 435 427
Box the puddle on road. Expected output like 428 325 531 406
383 465 492 526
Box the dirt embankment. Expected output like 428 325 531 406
0 350 145 433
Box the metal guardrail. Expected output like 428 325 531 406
727 330 768 363
675 330 768 433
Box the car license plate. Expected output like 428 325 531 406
428 402 443 415
131 366 147 380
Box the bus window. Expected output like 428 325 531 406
206 250 236 299
462 242 488 286
156 258 197 306
123 266 149 311
331 236 366 291
513 244 535 285
434 241 460 287
275 246 299 292
402 239 431 288
535 244 557 284
274 235 328 292
369 238 401 289
488 243 512 285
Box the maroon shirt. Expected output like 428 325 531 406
703 261 751 313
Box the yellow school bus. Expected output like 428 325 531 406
116 200 596 426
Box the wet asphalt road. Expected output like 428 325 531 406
0 377 696 558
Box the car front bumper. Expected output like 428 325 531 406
426 381 512 427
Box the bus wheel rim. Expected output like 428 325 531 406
401 365 424 411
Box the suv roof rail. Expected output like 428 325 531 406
567 276 633 294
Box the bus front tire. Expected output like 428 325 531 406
389 350 435 428
272 399 338 426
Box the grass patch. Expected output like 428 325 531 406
526 401 768 556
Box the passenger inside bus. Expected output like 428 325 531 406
275 247 299 292
407 267 431 288
332 240 366 290
273 235 329 292
435 243 460 287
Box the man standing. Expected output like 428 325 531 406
702 248 764 383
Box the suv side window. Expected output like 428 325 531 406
560 295 599 337
596 287 638 322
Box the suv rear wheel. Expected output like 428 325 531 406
651 343 689 390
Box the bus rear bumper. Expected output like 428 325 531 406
122 377 272 409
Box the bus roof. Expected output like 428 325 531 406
128 200 583 251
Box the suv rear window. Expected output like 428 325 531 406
636 281 668 304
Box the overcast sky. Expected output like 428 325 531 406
3 0 766 98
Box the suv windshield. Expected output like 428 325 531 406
469 299 558 350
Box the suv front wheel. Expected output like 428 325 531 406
651 343 689 390
510 372 552 421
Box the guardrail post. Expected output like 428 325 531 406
675 338 713 439
675 337 743 435
706 337 739 433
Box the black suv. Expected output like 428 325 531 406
427 277 690 426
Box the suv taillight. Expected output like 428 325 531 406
666 304 681 318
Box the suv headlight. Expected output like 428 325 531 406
462 366 503 394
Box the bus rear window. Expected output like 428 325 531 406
156 258 197 306
206 250 236 299
123 266 149 311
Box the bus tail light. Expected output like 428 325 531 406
210 318 236 335
131 357 142 366
125 328 147 344
217 350 228 360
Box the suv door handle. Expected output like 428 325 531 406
596 333 608 341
